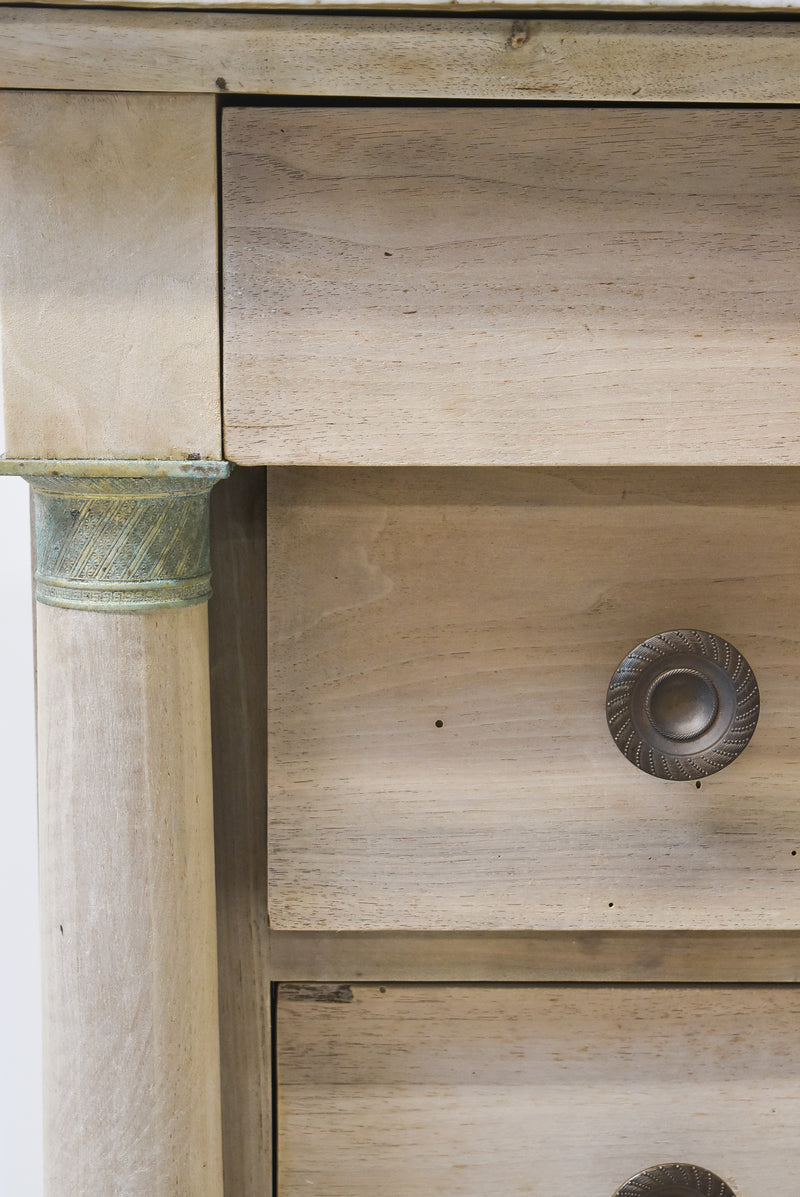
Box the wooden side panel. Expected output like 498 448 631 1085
224 106 800 466
0 91 220 461
276 983 800 1197
209 468 271 1197
268 467 800 931
5 13 800 104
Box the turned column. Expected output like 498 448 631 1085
0 461 229 1195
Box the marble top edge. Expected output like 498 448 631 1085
6 0 800 10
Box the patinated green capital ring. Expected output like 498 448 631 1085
0 459 230 613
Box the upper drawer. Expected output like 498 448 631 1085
223 105 800 466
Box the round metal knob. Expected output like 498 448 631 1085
612 1163 736 1197
606 630 759 781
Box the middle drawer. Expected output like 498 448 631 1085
267 466 800 931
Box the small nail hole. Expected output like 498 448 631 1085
608 902 614 908
792 851 797 857
379 986 386 993
695 781 702 789
435 719 444 728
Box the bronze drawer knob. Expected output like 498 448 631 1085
606 630 759 781
613 1163 736 1197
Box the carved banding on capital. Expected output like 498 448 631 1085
0 459 230 612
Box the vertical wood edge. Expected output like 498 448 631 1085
209 466 271 1196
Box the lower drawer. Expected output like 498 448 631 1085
276 982 800 1197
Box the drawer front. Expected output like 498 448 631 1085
223 105 800 467
267 465 800 931
276 982 800 1197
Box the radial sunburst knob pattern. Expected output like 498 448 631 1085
606 630 759 781
612 1162 737 1197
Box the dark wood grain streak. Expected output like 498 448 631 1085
269 929 800 983
209 466 270 1197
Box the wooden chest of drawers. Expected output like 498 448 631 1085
5 9 800 1197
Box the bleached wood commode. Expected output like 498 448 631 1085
5 3 800 1194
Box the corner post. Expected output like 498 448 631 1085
0 88 224 1195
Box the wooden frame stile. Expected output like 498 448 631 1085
4 6 800 1196
209 466 271 1195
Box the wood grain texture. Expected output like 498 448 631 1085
225 105 800 466
0 91 220 461
268 467 800 931
4 12 800 102
208 467 271 1197
269 929 800 982
277 983 800 1197
37 604 223 1196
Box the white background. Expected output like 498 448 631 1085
0 439 43 1194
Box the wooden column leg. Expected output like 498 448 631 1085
38 604 223 1195
0 460 229 1196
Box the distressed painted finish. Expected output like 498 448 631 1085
277 983 800 1197
268 467 800 930
224 105 800 466
4 12 800 103
0 91 220 462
